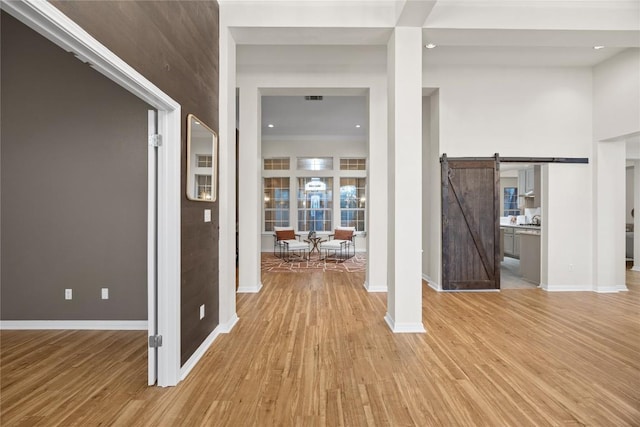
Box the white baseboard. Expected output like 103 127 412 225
422 274 441 292
363 281 387 292
0 320 148 330
219 313 239 333
542 284 592 292
237 282 263 293
384 313 426 333
180 326 222 381
594 285 628 293
180 313 240 381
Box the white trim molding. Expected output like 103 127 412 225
180 326 222 381
237 282 263 293
2 0 182 387
219 313 240 333
422 274 441 292
0 320 148 330
543 284 593 292
594 286 629 293
384 313 426 334
364 281 388 293
179 313 240 380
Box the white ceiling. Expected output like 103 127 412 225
261 95 367 140
231 0 640 141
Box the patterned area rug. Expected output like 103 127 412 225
261 252 366 273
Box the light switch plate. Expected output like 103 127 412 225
204 209 211 223
199 304 205 319
101 288 109 299
65 289 72 300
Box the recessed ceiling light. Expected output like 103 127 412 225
355 124 361 128
195 121 200 125
267 124 274 128
425 43 437 49
593 45 605 50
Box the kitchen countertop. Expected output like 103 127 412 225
500 224 542 231
516 229 541 236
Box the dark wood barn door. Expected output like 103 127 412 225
441 155 500 290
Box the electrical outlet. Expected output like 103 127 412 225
204 209 211 223
199 304 205 320
65 289 72 300
101 288 109 300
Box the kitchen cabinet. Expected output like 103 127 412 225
518 170 526 197
502 227 520 259
525 167 535 193
504 229 514 254
518 232 541 284
518 166 541 208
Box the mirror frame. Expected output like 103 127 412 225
186 114 218 202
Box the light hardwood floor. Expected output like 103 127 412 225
2 271 640 426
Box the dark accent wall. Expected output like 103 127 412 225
1 12 149 320
48 1 220 365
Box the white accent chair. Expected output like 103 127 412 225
273 227 309 261
320 226 355 262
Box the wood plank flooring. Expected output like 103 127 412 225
2 271 640 426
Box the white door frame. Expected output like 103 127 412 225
2 0 182 387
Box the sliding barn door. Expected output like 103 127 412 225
441 155 500 290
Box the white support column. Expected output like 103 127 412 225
385 28 425 333
237 85 263 293
633 160 640 272
595 140 627 292
218 25 239 329
365 84 388 292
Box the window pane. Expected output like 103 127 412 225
297 157 333 171
264 157 290 170
503 187 520 216
297 177 333 231
197 155 212 168
195 175 213 200
340 158 366 170
264 177 290 231
340 177 366 231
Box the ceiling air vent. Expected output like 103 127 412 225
304 95 323 101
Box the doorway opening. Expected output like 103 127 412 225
1 1 182 386
260 94 368 271
499 163 543 289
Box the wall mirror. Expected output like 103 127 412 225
186 114 217 202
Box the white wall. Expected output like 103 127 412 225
541 164 593 291
422 96 430 283
593 140 627 291
422 91 441 289
627 166 635 223
592 49 639 291
593 49 640 142
425 65 596 290
425 66 593 157
426 91 441 289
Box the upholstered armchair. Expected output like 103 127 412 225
320 226 355 262
273 227 309 261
